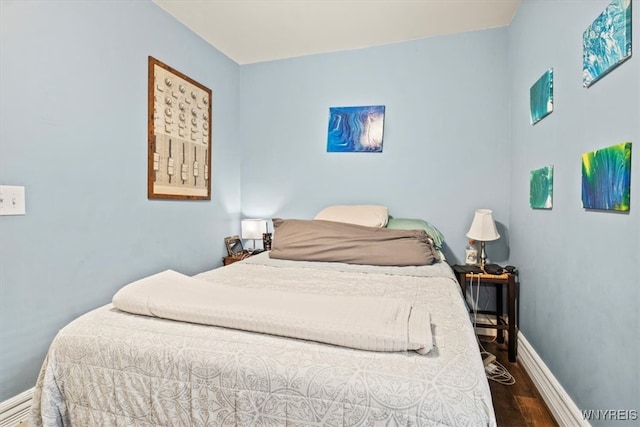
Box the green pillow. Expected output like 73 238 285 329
386 217 445 249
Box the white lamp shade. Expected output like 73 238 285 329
466 209 500 242
241 219 267 240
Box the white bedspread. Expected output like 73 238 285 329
112 269 433 354
30 253 496 426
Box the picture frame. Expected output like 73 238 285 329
148 56 212 200
224 235 244 256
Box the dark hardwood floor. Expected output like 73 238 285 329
480 337 559 427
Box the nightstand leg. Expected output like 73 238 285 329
508 276 517 362
496 283 504 344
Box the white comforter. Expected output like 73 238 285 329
112 269 433 354
30 253 496 426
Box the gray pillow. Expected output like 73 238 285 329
270 218 440 266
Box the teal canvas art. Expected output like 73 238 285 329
583 0 632 87
530 165 553 209
530 69 553 125
581 142 632 211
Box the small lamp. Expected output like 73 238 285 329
241 219 267 252
466 209 500 267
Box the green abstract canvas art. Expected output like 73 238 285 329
530 165 553 209
530 69 553 125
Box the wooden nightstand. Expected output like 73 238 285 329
222 252 252 266
452 266 519 362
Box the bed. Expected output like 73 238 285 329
30 212 496 427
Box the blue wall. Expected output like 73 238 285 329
239 29 512 262
0 0 240 400
508 0 639 421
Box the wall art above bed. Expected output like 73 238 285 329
327 105 385 152
582 0 632 88
148 56 212 200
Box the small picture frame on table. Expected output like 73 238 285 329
224 235 244 256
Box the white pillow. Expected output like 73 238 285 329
314 205 389 228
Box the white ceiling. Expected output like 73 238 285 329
153 0 521 65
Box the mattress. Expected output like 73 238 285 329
30 253 496 426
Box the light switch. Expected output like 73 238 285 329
0 185 26 215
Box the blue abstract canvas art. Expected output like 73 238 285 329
530 69 554 125
583 0 632 87
581 142 632 211
327 105 385 152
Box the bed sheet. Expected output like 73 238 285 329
30 253 496 426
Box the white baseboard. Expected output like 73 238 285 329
518 332 589 427
0 387 33 427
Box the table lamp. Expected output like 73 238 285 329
466 209 500 267
241 219 267 251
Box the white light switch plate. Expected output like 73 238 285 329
0 185 26 215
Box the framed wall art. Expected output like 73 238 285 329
530 68 553 125
581 142 631 211
582 0 632 88
148 56 212 200
327 105 385 152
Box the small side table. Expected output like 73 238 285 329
222 252 252 266
453 267 519 362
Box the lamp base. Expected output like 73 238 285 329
479 241 487 268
